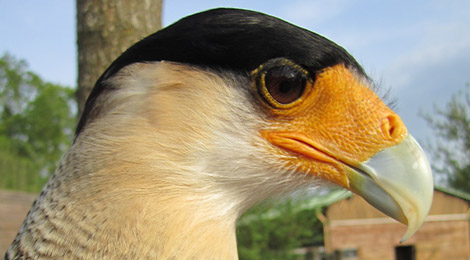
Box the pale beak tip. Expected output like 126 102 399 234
351 134 434 242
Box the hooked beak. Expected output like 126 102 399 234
347 134 434 241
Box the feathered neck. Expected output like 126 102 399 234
8 139 241 259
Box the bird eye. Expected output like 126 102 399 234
253 59 312 109
264 66 306 104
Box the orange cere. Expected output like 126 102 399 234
261 64 407 188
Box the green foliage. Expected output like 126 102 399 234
237 198 323 260
0 52 76 192
422 84 470 193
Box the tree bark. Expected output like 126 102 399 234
76 0 162 117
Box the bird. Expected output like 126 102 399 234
3 8 433 260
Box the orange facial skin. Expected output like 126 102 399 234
260 64 407 189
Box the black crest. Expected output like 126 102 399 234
75 8 363 138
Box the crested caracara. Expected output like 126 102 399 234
3 8 433 260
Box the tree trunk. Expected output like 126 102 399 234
76 0 162 117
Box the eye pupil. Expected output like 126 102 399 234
280 82 292 93
264 66 307 105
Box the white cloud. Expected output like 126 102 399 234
385 21 470 91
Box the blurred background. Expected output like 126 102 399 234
0 1 469 259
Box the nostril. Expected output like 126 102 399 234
382 114 406 140
389 124 396 138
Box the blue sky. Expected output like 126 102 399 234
1 0 469 146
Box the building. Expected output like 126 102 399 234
319 187 470 260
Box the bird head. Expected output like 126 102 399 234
75 8 433 242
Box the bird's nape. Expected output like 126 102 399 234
3 8 433 260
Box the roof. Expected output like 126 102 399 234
435 186 470 201
239 188 352 224
314 185 470 211
295 188 352 211
239 185 470 224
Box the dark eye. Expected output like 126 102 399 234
253 59 312 109
264 66 307 104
